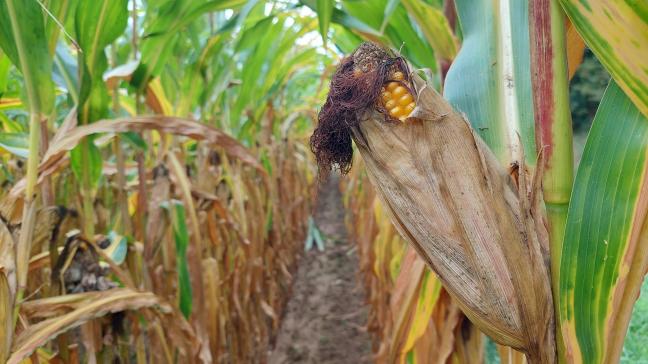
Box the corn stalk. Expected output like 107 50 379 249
0 4 55 360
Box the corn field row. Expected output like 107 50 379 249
1 0 648 363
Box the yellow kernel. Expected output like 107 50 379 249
386 82 399 92
399 116 407 122
393 71 405 81
381 91 392 103
404 102 416 114
385 100 397 109
389 106 404 117
398 93 413 106
392 86 406 98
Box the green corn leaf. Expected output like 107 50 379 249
340 0 437 70
559 0 648 119
316 0 333 47
0 52 10 95
133 0 247 90
400 0 457 61
73 0 127 237
167 200 193 319
301 0 383 39
0 0 55 115
75 0 128 124
70 137 103 190
559 81 648 364
232 16 285 129
120 131 147 151
52 43 79 104
0 132 28 158
329 7 382 39
0 112 23 133
380 0 400 32
304 0 437 70
444 0 536 166
330 24 363 54
43 0 79 54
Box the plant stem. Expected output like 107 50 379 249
80 138 96 237
5 0 42 328
529 0 574 362
39 120 54 209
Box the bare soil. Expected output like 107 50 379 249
268 174 372 364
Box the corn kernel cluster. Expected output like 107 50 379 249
380 71 415 121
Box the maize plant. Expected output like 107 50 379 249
311 0 648 363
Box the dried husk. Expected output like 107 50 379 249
0 220 15 363
320 43 556 363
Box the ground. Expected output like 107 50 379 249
268 174 372 364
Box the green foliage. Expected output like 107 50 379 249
0 0 55 114
167 200 193 319
0 132 28 158
75 0 128 123
315 0 333 47
70 138 103 189
560 81 648 363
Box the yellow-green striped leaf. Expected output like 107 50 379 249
0 132 28 158
559 81 648 364
402 270 442 353
558 1 648 119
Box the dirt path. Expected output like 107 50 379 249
268 174 372 364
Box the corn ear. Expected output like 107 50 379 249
346 46 555 363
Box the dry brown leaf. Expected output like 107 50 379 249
9 288 170 364
430 291 462 364
0 219 15 363
49 108 78 147
9 116 265 199
387 248 426 363
144 165 171 262
168 152 212 364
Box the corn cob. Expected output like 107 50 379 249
380 71 416 121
